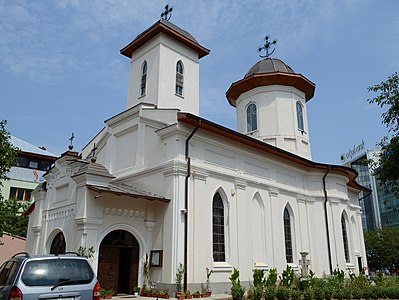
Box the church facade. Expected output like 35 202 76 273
26 18 367 294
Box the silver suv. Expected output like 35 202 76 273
0 252 101 300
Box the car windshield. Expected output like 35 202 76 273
21 258 93 286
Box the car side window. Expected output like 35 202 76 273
0 261 18 285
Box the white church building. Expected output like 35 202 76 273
26 17 368 294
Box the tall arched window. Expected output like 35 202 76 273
296 102 304 131
140 61 147 96
341 214 350 263
284 207 293 263
246 103 257 132
50 232 66 255
213 192 225 262
175 61 184 96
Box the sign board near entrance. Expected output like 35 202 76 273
150 250 163 267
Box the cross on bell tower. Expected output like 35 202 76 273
161 4 173 21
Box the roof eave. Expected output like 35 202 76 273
120 21 210 59
226 72 315 107
177 112 368 193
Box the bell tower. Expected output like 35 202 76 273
120 15 209 115
226 50 315 159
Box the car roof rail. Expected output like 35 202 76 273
12 252 31 258
62 252 81 256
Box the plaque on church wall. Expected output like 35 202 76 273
150 250 163 267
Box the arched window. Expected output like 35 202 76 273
296 102 304 131
284 207 293 263
140 61 147 96
246 103 257 132
213 192 225 262
50 232 66 255
175 60 184 96
341 214 350 263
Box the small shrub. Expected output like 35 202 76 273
279 266 294 288
229 268 245 300
384 286 399 299
303 288 313 300
324 286 332 300
266 268 278 288
264 287 276 300
332 287 344 300
275 286 290 300
374 271 385 287
313 286 325 300
342 287 351 300
290 289 302 300
374 286 386 299
351 287 363 299
363 286 376 300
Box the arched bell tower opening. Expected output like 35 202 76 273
98 230 140 295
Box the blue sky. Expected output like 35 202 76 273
1 0 398 164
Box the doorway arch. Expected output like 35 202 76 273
98 230 140 295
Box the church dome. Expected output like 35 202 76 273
245 58 294 78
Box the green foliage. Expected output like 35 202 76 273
303 288 313 300
290 288 301 300
348 273 369 289
250 269 266 300
77 245 95 259
279 265 294 288
0 197 29 239
264 287 275 300
0 120 18 190
367 72 399 197
266 268 278 288
0 120 22 242
365 226 399 273
275 286 290 300
313 286 325 300
351 287 363 299
229 268 245 300
375 271 386 287
175 262 185 292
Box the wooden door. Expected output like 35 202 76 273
98 246 120 293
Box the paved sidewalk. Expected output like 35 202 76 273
113 295 232 300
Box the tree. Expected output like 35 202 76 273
368 72 399 197
0 119 20 239
0 198 30 238
0 119 18 198
364 226 399 272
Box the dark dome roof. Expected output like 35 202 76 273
245 58 294 78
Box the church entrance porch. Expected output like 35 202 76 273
98 230 140 295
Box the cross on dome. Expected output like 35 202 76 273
258 35 277 58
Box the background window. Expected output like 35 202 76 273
9 187 33 201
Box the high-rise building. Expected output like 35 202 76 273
341 141 399 230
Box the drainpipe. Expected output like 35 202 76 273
323 166 333 275
184 119 201 292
